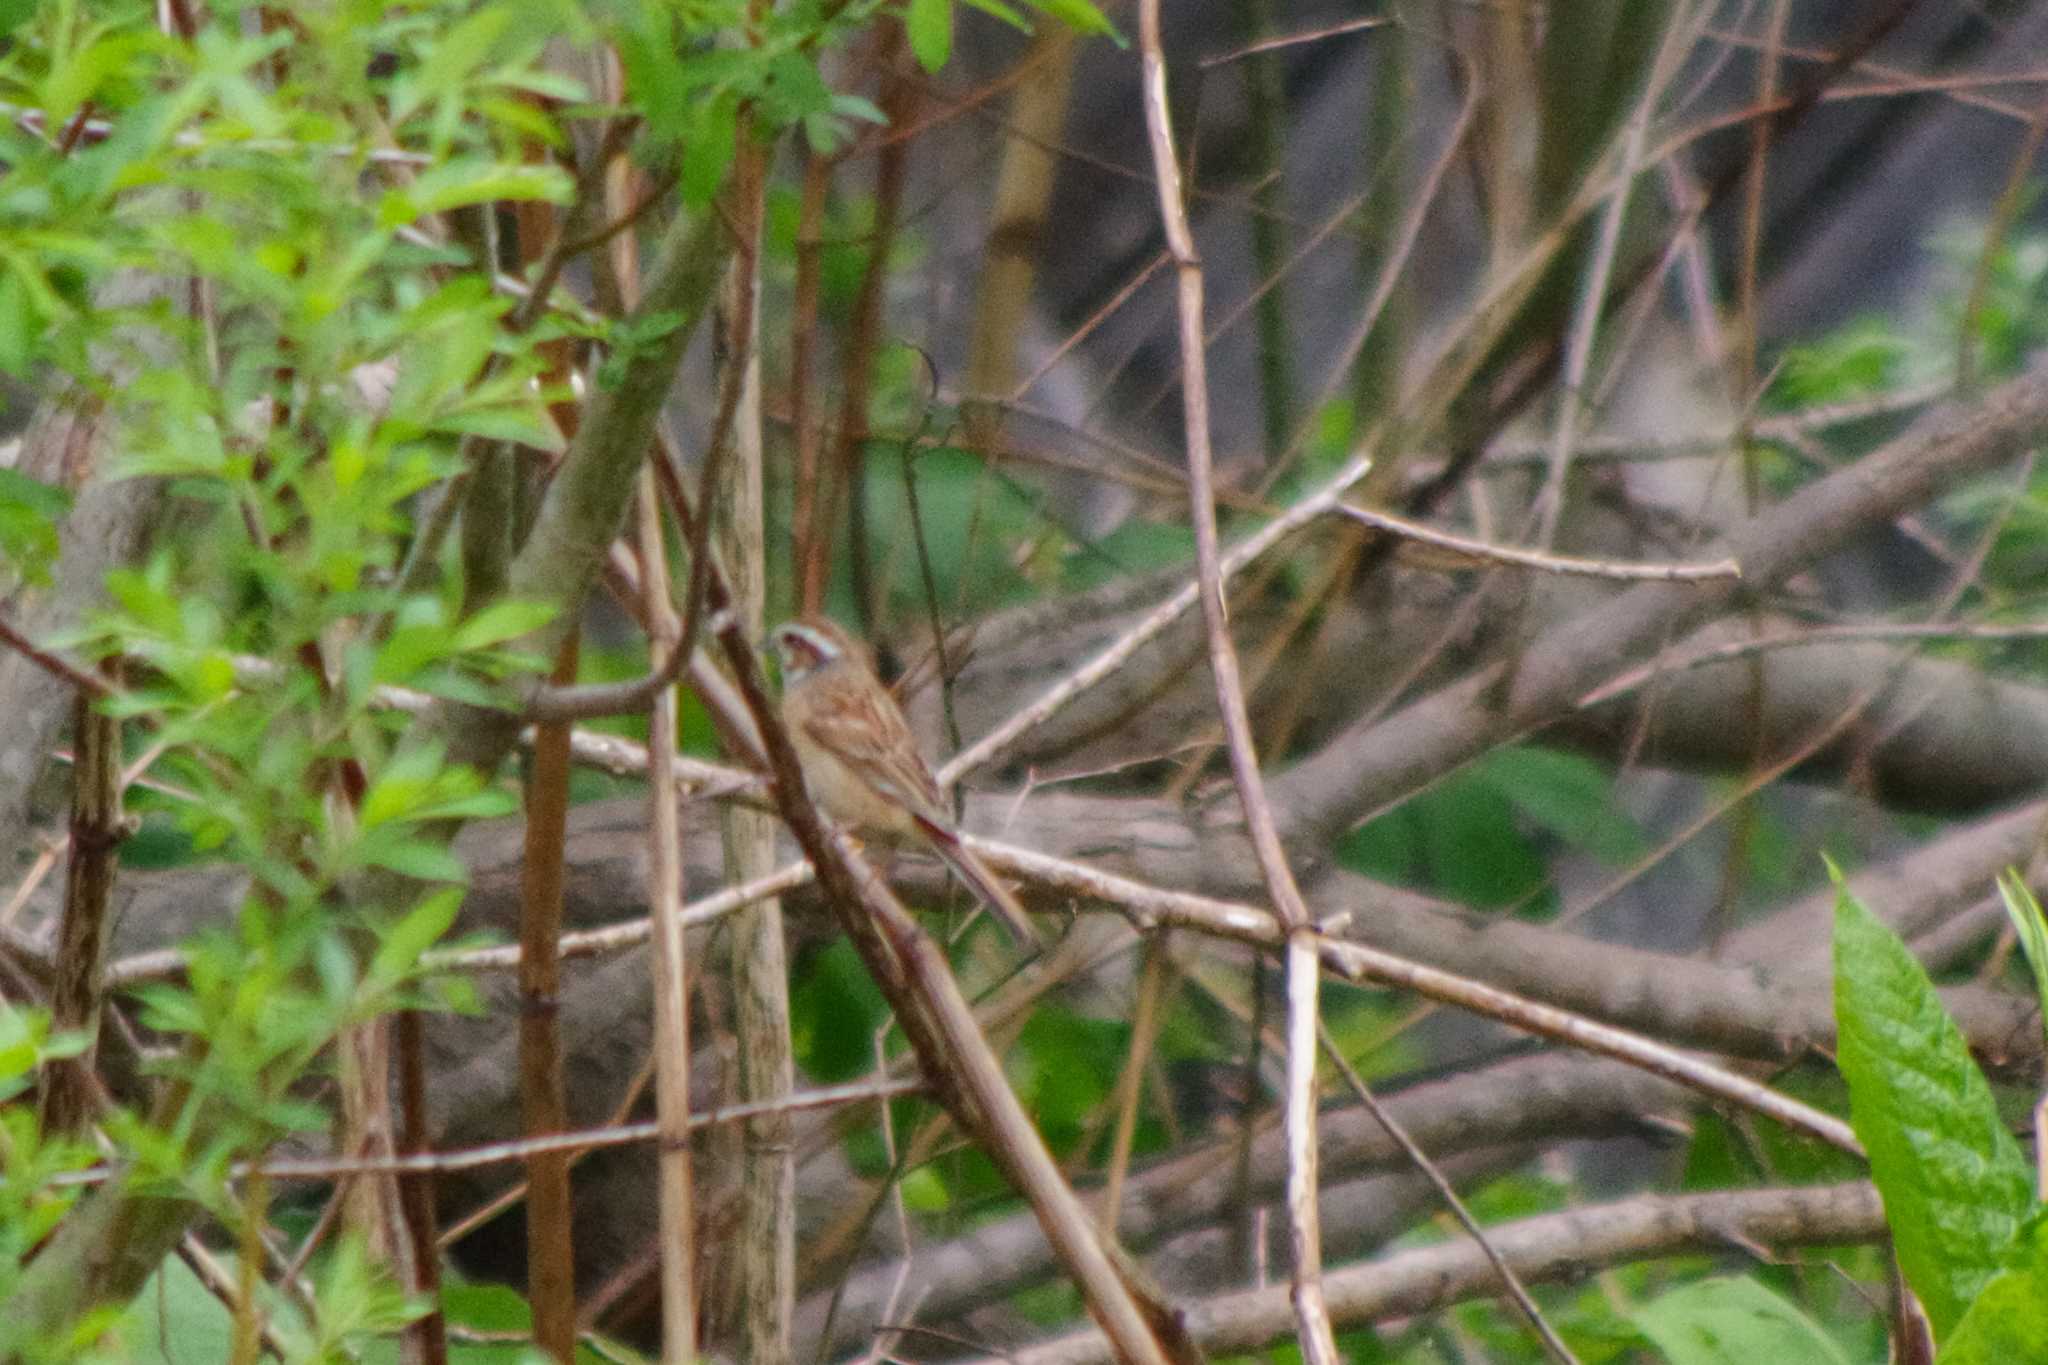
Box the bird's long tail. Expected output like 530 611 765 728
916 819 1043 948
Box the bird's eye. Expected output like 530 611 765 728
779 630 828 670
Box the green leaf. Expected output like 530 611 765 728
0 0 37 36
0 267 39 375
961 0 1032 30
1482 745 1646 867
1832 868 2033 1339
363 838 467 884
431 397 566 453
443 1278 533 1334
1027 0 1121 43
0 466 71 590
1633 1275 1853 1365
679 92 738 208
907 0 953 72
371 888 465 988
1995 870 2048 1045
451 598 556 651
1939 1209 2048 1365
1337 763 1547 910
360 741 447 830
1064 519 1193 590
379 158 573 228
120 1257 237 1365
0 1005 47 1095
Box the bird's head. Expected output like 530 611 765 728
765 616 862 686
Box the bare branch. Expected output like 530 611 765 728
1272 357 2048 845
1328 503 1742 582
978 1182 1887 1363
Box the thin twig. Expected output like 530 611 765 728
1328 503 1742 581
1133 5 1338 1359
938 452 1372 785
695 536 1186 1361
1576 619 2048 709
177 1234 289 1363
638 466 699 1364
967 1182 1886 1363
1957 88 2048 388
1199 16 1386 67
49 1078 929 1187
977 837 1863 1156
0 615 114 698
1317 1022 1581 1365
1533 9 1693 545
1100 940 1172 1231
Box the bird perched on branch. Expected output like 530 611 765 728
766 616 1042 948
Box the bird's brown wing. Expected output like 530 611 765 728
798 672 1042 948
797 677 949 824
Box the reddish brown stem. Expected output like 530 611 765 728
790 150 833 615
814 26 916 627
519 634 581 1363
396 1009 449 1365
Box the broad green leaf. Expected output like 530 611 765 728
1833 871 2032 1339
1064 519 1193 590
1939 1208 2048 1365
443 1277 533 1334
1633 1276 1852 1365
120 1257 237 1365
907 0 953 72
1337 762 1547 910
1483 745 1647 866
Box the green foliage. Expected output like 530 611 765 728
1631 1276 1852 1365
119 1257 238 1365
0 466 71 592
906 0 953 72
0 0 1149 1354
0 0 1016 1352
1933 216 2048 375
854 440 1049 618
1937 1207 2048 1365
0 1006 98 1310
790 940 889 1081
762 182 877 318
1336 745 1643 912
1014 1008 1128 1155
1994 870 2048 1046
1769 318 1911 409
1060 517 1195 591
1831 869 2034 1341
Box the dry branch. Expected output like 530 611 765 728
978 1182 1887 1364
1271 357 2048 844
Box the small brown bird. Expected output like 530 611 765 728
766 616 1041 947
